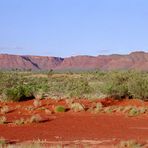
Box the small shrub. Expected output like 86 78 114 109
100 71 130 99
65 78 92 98
2 85 34 102
0 75 48 102
0 116 7 124
128 73 148 100
54 106 66 113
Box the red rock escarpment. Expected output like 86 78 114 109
0 51 147 71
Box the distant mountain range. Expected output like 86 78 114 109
0 51 148 71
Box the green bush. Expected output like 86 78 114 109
2 85 33 101
128 73 148 100
100 71 130 99
100 71 148 100
54 106 66 113
47 77 92 98
0 73 49 101
65 78 92 98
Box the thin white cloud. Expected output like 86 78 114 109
99 49 110 53
0 46 24 50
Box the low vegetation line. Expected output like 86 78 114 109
0 70 147 102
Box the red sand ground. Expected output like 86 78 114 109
0 98 148 147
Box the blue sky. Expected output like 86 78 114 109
0 0 148 57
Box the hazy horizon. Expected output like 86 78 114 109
0 0 148 57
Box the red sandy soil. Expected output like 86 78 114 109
0 98 148 147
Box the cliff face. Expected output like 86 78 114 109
0 51 148 71
0 54 64 70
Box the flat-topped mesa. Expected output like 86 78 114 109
56 56 98 70
24 56 64 70
0 54 38 70
0 51 147 71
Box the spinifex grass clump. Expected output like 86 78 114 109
103 105 120 114
54 106 66 113
45 109 52 114
0 137 7 146
14 118 25 125
13 142 44 148
65 99 74 105
25 105 35 111
121 106 133 113
0 106 10 114
87 104 148 116
69 102 85 112
128 108 139 117
33 89 44 100
90 102 103 113
138 107 147 114
95 102 103 112
29 114 42 123
0 116 7 124
33 99 42 108
118 140 142 148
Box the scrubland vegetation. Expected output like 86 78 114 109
0 70 147 102
0 137 145 148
